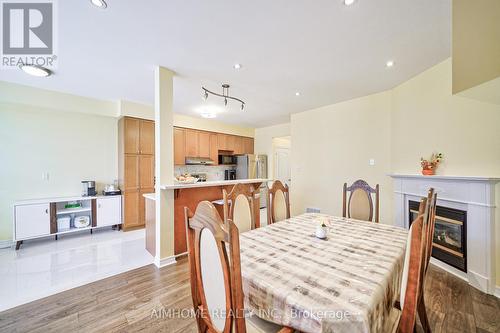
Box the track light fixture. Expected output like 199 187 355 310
202 84 245 111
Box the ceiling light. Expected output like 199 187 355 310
20 64 52 77
202 84 246 112
201 111 216 119
90 0 107 8
344 0 356 6
295 92 301 96
233 63 242 70
386 60 394 68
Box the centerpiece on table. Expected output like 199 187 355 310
420 153 443 176
315 217 329 239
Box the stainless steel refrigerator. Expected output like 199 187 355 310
236 154 268 208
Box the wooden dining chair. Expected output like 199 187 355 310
342 179 380 222
384 203 426 333
184 201 293 333
417 189 437 333
266 181 290 225
222 183 255 233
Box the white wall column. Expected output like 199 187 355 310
154 66 175 267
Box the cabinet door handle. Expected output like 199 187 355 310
45 209 48 214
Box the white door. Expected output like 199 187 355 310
15 204 51 240
96 197 122 227
274 147 291 187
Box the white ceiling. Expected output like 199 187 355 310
1 0 451 127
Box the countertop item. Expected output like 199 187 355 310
160 178 268 190
240 213 408 333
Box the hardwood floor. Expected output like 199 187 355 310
0 258 498 333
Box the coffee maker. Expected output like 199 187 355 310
81 181 96 196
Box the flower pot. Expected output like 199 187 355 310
422 169 435 176
315 225 327 239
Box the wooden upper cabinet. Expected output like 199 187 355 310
198 131 210 158
174 128 186 165
124 118 140 154
185 129 199 157
226 135 235 152
139 155 155 189
139 120 155 155
234 136 244 155
209 134 218 165
217 134 227 151
243 137 254 154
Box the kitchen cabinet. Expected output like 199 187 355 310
119 116 155 230
198 131 211 158
185 129 199 157
139 120 155 155
96 197 122 227
234 136 244 155
139 155 155 189
13 195 123 249
174 128 186 165
217 134 227 151
243 137 254 154
209 134 218 165
15 203 51 240
124 118 140 154
226 135 236 152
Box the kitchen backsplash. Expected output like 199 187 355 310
174 165 236 181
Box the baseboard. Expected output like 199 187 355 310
153 255 177 268
495 286 500 299
0 240 12 249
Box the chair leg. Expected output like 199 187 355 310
418 294 431 333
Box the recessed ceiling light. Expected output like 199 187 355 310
386 60 395 68
20 64 52 77
90 0 107 9
201 111 216 119
344 0 356 6
233 63 242 70
295 92 301 96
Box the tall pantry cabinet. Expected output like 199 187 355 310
118 117 155 230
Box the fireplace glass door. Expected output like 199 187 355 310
409 201 467 272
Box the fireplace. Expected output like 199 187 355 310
409 201 467 272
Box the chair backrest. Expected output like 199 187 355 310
267 180 290 224
185 201 247 333
342 180 380 222
424 190 437 274
399 207 426 333
223 183 255 233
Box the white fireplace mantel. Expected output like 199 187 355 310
389 173 499 295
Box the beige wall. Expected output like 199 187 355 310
291 58 500 286
0 103 118 241
254 123 291 180
119 100 255 137
290 91 393 223
452 0 500 94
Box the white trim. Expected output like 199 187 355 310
154 255 178 268
393 191 496 208
388 174 500 182
0 240 12 249
430 258 468 282
495 286 500 299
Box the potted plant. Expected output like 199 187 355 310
315 217 328 239
420 153 443 176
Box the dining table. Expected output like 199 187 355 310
239 213 408 333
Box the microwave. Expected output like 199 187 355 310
218 154 237 165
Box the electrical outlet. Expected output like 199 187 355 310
369 159 375 166
42 172 49 181
306 207 321 213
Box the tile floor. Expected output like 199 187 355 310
0 227 153 312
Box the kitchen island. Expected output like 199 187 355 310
151 178 267 255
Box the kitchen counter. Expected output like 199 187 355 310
155 178 267 255
142 193 155 201
160 178 268 190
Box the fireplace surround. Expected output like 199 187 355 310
389 174 499 295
